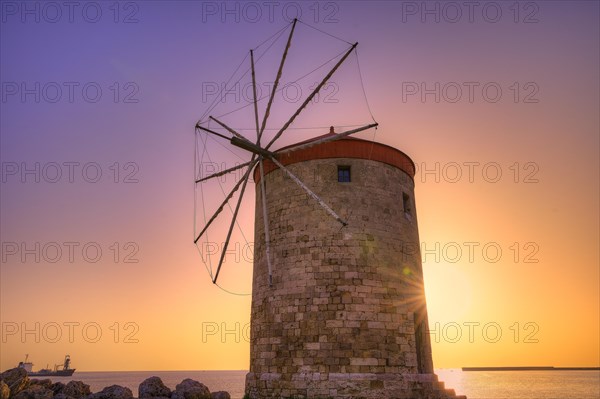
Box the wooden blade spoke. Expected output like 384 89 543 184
194 158 258 244
209 116 250 142
213 155 257 284
195 160 253 183
250 50 261 141
258 18 298 144
265 43 358 151
196 124 231 141
258 159 274 287
269 156 347 226
275 123 378 155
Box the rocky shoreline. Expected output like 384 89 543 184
0 368 231 399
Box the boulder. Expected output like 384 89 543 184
171 379 210 399
0 368 29 397
87 385 133 399
12 385 53 399
1 381 10 399
210 393 230 399
61 381 90 399
138 377 171 398
28 381 52 390
50 383 65 396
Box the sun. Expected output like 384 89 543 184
424 263 473 323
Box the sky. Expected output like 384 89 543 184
0 0 598 372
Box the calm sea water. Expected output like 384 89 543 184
40 369 599 399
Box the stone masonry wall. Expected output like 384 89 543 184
246 157 439 398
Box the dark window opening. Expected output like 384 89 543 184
403 193 412 217
338 166 351 182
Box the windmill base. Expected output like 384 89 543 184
245 372 466 398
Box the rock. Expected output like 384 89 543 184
171 379 210 399
61 381 90 399
0 368 29 397
28 381 52 390
50 383 65 396
87 385 133 399
210 392 230 399
138 377 171 398
12 385 53 399
1 381 10 399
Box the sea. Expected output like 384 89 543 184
39 369 599 399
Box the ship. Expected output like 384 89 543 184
18 354 75 377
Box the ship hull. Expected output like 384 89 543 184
28 369 75 377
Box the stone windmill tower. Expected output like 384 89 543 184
194 19 465 399
244 133 465 398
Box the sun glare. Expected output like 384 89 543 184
425 264 473 323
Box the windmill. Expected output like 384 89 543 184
194 19 466 399
194 18 378 290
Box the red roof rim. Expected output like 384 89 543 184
254 136 416 183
